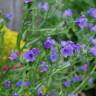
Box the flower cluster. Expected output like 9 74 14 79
1 0 96 96
61 41 80 57
4 80 30 96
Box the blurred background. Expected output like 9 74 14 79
0 0 23 32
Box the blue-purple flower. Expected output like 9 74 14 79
76 16 87 29
44 37 55 49
38 93 43 96
88 77 94 86
61 41 74 47
16 80 23 87
63 81 71 87
87 8 96 18
4 80 11 89
24 0 32 3
88 23 96 32
23 50 35 62
66 93 78 96
23 81 30 87
50 47 58 62
40 61 48 72
61 42 74 58
74 44 81 54
38 2 49 11
63 9 73 17
49 90 55 96
4 12 14 20
13 93 19 96
37 86 45 96
73 75 81 82
32 48 40 56
90 46 96 56
81 64 88 72
8 50 18 60
61 41 81 57
61 41 67 47
91 38 96 46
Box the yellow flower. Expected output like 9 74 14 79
0 26 25 61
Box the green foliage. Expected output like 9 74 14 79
0 0 96 95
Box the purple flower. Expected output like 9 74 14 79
81 64 88 72
76 15 87 29
90 46 96 56
64 41 74 48
91 38 96 45
61 41 75 48
23 81 30 87
23 50 35 62
87 8 96 18
4 12 14 20
44 37 55 49
8 50 18 60
32 48 40 56
24 0 32 3
61 41 67 47
63 9 73 17
16 80 23 87
88 24 96 32
61 41 81 56
50 47 58 62
38 93 43 96
40 61 48 72
49 90 55 96
13 93 19 96
63 81 71 87
38 2 49 11
88 77 94 86
61 44 74 58
4 80 11 89
66 94 78 96
37 86 44 96
74 44 81 54
73 75 81 82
